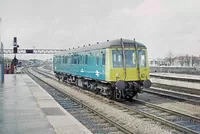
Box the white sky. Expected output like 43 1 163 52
0 0 200 60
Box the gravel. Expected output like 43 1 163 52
139 93 200 117
37 76 174 134
138 92 200 117
157 102 200 117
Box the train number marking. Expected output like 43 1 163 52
95 70 100 77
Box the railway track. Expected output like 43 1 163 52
36 67 200 105
24 68 133 134
40 66 200 97
143 88 200 105
152 83 200 96
33 67 200 134
119 99 200 134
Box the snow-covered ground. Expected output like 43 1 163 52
151 72 200 80
151 77 200 90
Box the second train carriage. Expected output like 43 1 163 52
53 38 151 100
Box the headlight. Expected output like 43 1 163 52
116 73 120 78
141 74 145 78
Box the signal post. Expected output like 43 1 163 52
12 37 19 74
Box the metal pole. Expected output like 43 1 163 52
0 18 4 83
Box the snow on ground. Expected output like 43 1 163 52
151 77 200 90
151 72 200 80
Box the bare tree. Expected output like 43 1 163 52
178 56 184 66
184 54 190 66
191 55 199 67
164 51 176 66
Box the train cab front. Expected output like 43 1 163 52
109 47 151 100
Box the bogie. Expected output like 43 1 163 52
55 72 140 101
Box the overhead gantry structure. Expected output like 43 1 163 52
3 49 66 54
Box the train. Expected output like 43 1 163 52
17 61 22 67
53 38 151 100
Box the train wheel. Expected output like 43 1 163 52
93 88 99 94
58 75 61 81
126 92 137 101
61 75 65 82
126 95 133 101
106 89 114 100
114 89 122 101
77 79 83 87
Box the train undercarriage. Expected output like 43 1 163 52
55 72 151 101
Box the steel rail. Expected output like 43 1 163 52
35 67 200 134
143 88 200 104
36 67 200 104
115 99 200 134
152 83 200 96
150 74 200 83
25 68 134 134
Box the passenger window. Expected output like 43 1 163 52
138 50 146 68
140 55 145 66
118 55 121 62
82 55 84 65
96 57 99 65
65 56 67 64
132 53 135 64
113 54 116 61
77 55 80 64
68 57 71 64
77 58 79 64
85 55 88 64
74 56 77 64
79 55 81 64
71 56 74 64
102 53 105 65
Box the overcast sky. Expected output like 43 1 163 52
0 0 200 60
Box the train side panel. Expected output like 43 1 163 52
81 49 106 81
55 49 106 81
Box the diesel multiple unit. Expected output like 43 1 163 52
53 38 151 100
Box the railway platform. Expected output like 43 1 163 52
0 74 92 134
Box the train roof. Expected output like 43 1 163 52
55 38 146 56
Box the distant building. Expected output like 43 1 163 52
150 55 200 67
149 58 167 66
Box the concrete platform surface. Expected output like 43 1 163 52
0 74 92 134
